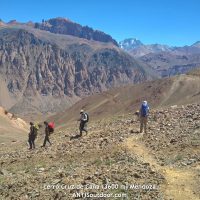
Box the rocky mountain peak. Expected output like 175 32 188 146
35 17 118 46
7 20 20 25
49 17 73 23
119 38 143 50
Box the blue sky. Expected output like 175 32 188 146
1 0 200 46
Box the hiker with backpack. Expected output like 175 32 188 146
78 110 89 137
28 122 37 150
41 121 54 147
139 101 149 133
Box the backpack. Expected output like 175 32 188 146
84 113 89 122
48 122 55 134
141 104 149 117
33 123 39 131
33 124 39 138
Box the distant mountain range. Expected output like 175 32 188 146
0 18 156 117
1 18 200 117
119 38 200 77
119 38 172 55
119 38 200 57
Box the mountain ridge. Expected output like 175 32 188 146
1 17 118 45
0 26 155 118
119 38 200 77
35 17 118 46
48 71 200 129
120 38 200 56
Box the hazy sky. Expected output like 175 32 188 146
1 0 200 46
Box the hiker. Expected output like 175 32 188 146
28 122 36 149
78 110 89 137
41 121 52 147
139 101 149 133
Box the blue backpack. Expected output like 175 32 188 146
141 104 149 117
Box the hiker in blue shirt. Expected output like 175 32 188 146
139 101 149 133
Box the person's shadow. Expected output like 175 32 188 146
70 134 81 140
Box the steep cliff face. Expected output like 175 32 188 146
0 28 152 116
35 17 118 46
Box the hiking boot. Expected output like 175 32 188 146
76 134 82 138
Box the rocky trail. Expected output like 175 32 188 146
1 104 200 199
124 135 199 200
